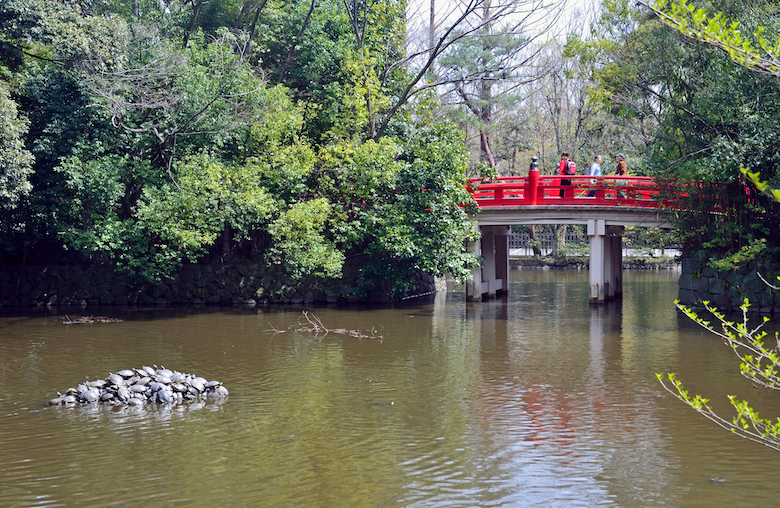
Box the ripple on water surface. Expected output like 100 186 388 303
2 274 780 507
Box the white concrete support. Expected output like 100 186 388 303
494 233 509 295
466 222 483 302
588 219 607 302
604 233 615 300
482 231 496 296
608 226 624 296
466 225 510 301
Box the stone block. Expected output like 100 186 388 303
709 278 726 295
677 288 695 305
701 266 716 278
712 294 730 308
682 257 702 274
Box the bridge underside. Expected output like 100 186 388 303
467 206 674 303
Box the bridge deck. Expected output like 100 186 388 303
475 205 674 228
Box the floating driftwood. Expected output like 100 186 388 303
59 315 124 325
267 311 383 341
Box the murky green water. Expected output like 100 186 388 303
1 270 779 507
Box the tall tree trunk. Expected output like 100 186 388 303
429 0 436 54
278 0 317 83
182 0 204 48
551 224 566 258
527 226 542 257
479 130 495 168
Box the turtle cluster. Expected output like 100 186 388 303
49 366 229 406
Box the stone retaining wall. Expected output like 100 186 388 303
677 257 780 313
0 256 439 308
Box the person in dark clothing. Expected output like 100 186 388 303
615 153 627 198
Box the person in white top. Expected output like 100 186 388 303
588 155 601 197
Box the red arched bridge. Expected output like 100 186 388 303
464 174 676 304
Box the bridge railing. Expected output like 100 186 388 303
466 175 674 208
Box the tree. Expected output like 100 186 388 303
639 0 780 79
583 0 780 276
642 0 780 451
0 81 34 211
1 0 483 296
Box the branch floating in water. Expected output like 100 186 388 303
60 315 124 325
265 311 383 341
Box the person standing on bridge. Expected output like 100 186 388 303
615 153 627 198
587 155 602 197
558 152 576 198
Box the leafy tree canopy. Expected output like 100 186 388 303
0 0 480 296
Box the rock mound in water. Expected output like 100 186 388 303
49 366 228 406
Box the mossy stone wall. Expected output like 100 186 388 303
677 257 780 313
0 256 438 308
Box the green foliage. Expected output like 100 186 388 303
316 122 479 294
0 81 33 209
268 198 344 280
659 298 780 452
707 238 766 272
137 153 278 258
648 0 780 77
356 122 480 290
0 0 481 297
586 0 780 268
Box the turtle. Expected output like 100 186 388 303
211 385 229 398
117 369 135 378
82 388 100 403
117 386 131 402
189 378 206 393
77 383 90 398
156 388 174 404
156 367 173 378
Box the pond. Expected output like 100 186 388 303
1 270 779 507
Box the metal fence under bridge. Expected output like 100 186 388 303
507 230 680 257
508 230 585 256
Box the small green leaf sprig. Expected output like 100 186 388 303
658 296 780 451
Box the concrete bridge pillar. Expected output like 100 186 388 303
467 225 510 301
588 221 624 303
609 226 624 297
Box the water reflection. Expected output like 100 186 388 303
1 271 780 507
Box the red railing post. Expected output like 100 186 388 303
527 169 540 205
